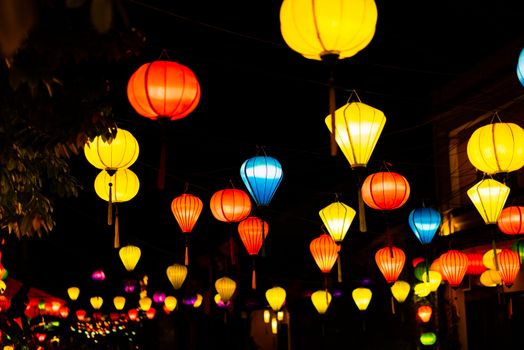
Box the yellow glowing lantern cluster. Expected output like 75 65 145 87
352 287 372 311
164 296 178 311
166 264 188 290
67 287 80 301
113 296 126 310
311 290 332 314
119 245 141 272
215 277 237 303
90 296 103 310
467 179 509 224
390 281 410 303
266 286 286 312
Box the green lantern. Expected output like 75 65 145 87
414 261 426 281
511 239 524 263
420 332 437 346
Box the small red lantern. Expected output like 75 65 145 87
36 333 47 342
498 206 524 235
417 305 432 323
361 171 410 210
146 307 156 320
59 306 69 318
497 249 521 287
76 309 86 321
0 296 10 312
466 253 487 275
128 308 139 321
439 250 468 287
375 246 406 284
171 193 203 265
310 234 340 274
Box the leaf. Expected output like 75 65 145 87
90 0 113 34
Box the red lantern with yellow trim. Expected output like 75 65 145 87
361 171 410 210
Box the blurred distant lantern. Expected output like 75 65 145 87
467 121 524 175
518 48 524 86
420 332 437 346
51 301 61 313
238 216 268 289
0 280 5 294
417 305 432 323
146 307 156 319
139 297 152 311
421 271 442 292
483 249 501 270
210 187 252 265
352 287 372 311
390 281 410 303
467 178 510 224
498 206 524 235
91 270 106 282
265 286 286 312
153 292 166 304
215 277 236 303
124 279 137 293
59 306 69 318
310 234 340 286
414 282 431 298
240 154 283 207
95 168 140 248
76 309 86 321
263 310 271 323
480 270 501 287
0 295 10 312
128 308 139 321
375 246 406 284
408 207 441 245
119 245 141 272
311 290 332 315
512 239 524 263
127 59 201 189
497 249 521 287
439 250 468 287
67 287 80 301
166 264 188 290
164 296 178 312
193 294 203 308
319 199 356 282
90 296 103 310
466 253 487 275
113 296 126 311
214 294 230 309
280 0 378 156
171 193 203 265
361 171 410 210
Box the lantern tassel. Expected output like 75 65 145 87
337 253 342 283
185 235 189 266
252 265 257 290
114 206 120 249
358 187 367 232
391 295 395 315
108 182 113 225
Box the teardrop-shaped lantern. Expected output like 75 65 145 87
166 264 188 290
311 290 332 314
119 245 141 272
84 128 139 172
497 249 521 287
352 287 372 311
375 246 406 284
128 308 138 321
265 286 286 312
310 234 340 274
466 253 487 275
439 250 469 287
210 188 252 223
139 297 152 311
467 122 524 175
408 207 441 245
238 216 268 256
67 287 80 301
319 200 356 243
90 296 103 310
362 171 410 210
171 193 203 233
76 309 86 321
467 179 510 224
146 307 156 319
164 296 178 312
417 305 432 323
325 101 386 168
498 206 524 235
113 296 126 311
215 277 236 303
240 155 283 206
390 281 410 303
94 168 140 203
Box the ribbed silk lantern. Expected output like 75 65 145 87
390 281 410 303
265 286 286 312
240 155 283 207
467 179 510 224
310 234 340 276
408 207 441 245
361 171 410 210
375 246 406 284
467 122 524 175
84 128 139 173
498 206 524 235
497 249 521 287
466 253 487 275
352 287 372 311
119 245 141 272
238 216 269 289
439 250 468 287
113 296 126 311
171 193 203 265
417 305 432 323
311 290 332 314
67 287 80 301
518 48 524 87
166 264 188 290
215 277 236 303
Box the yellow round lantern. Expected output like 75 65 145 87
467 179 510 224
311 290 332 314
67 287 80 301
390 280 410 303
352 287 372 311
215 277 236 303
166 264 188 290
94 168 140 203
164 296 178 311
193 293 203 308
480 269 502 287
421 271 442 292
265 286 286 312
414 282 431 297
483 249 502 270
139 297 152 311
467 122 524 175
84 127 139 172
113 296 126 310
119 245 141 272
90 296 103 310
319 201 356 242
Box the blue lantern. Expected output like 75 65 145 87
240 155 283 206
518 48 524 87
408 207 441 245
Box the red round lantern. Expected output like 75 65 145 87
375 246 406 284
361 171 410 210
0 295 10 312
128 308 139 321
497 249 521 287
498 206 524 235
417 305 432 323
310 234 340 274
127 60 201 121
466 253 487 275
171 193 203 233
146 307 156 319
440 250 468 287
238 216 268 256
76 309 86 321
210 189 252 223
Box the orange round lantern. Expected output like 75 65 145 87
238 216 269 289
497 249 521 287
466 253 487 276
498 206 524 235
310 234 340 274
417 305 432 323
210 189 252 223
171 193 203 265
361 171 410 210
375 246 406 284
439 250 468 287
